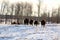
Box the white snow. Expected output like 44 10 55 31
0 24 60 40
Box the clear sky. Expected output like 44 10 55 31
0 0 60 16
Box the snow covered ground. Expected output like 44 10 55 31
0 24 60 40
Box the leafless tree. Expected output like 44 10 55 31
38 0 41 17
47 12 50 23
23 2 32 16
0 1 6 23
10 4 14 23
1 1 6 15
51 9 58 23
1 1 9 24
41 12 47 21
4 1 9 24
57 6 60 23
15 3 21 23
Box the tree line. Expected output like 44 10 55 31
0 1 32 24
0 1 60 24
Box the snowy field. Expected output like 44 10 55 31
0 24 60 40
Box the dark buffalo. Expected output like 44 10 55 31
34 21 39 26
41 20 46 27
11 21 20 25
11 22 17 24
29 20 33 25
24 18 29 25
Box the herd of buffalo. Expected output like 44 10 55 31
11 18 46 26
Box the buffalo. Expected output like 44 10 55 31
11 22 17 24
29 19 33 25
24 18 29 25
34 20 39 26
41 20 46 27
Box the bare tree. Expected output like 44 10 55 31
4 1 9 24
0 1 6 23
10 4 14 23
47 12 50 23
1 1 6 15
41 12 47 21
1 1 9 24
51 9 58 23
57 6 60 23
15 3 21 23
6 4 9 24
38 0 41 17
23 2 32 16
